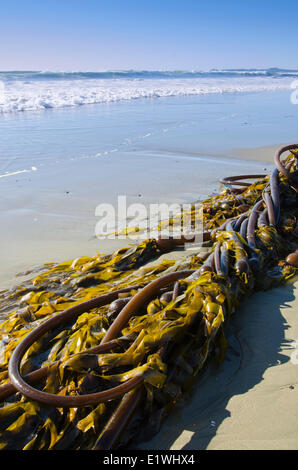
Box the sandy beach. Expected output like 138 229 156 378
1 139 297 450
0 86 297 450
0 146 274 290
1 0 298 454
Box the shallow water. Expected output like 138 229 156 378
0 90 297 177
0 89 297 288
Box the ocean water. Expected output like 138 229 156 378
0 69 297 113
0 69 298 179
1 70 298 285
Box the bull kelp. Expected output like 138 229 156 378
0 144 297 450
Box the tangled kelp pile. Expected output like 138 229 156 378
0 145 297 450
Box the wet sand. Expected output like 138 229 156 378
0 147 273 289
231 143 289 163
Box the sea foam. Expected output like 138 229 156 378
0 69 296 113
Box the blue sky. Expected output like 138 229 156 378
0 0 297 71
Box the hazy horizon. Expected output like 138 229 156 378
1 67 298 73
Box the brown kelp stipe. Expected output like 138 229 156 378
8 270 194 407
0 144 297 450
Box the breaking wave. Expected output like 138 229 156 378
0 68 296 113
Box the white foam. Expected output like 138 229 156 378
0 166 37 178
0 73 294 113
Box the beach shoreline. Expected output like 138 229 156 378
0 143 297 451
0 143 278 291
0 95 297 450
1 89 297 291
1 0 298 452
